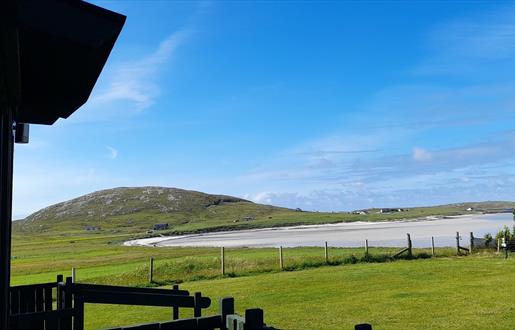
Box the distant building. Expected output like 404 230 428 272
153 223 169 230
378 208 407 214
379 208 396 214
466 207 473 211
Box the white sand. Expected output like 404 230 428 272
124 213 513 248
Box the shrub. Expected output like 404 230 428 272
483 233 493 247
495 226 514 242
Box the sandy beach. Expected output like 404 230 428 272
124 213 513 248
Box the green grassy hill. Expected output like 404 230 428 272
12 186 515 237
13 186 287 234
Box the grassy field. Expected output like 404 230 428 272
12 229 454 286
82 256 515 329
11 227 515 329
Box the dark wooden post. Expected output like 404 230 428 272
0 104 14 330
73 295 84 330
505 232 509 259
365 239 369 257
456 232 460 255
431 237 435 257
193 292 202 317
470 232 474 254
245 308 264 330
149 257 154 283
279 246 283 270
324 241 328 264
219 296 234 330
221 247 225 275
407 233 412 258
61 277 73 330
172 284 179 320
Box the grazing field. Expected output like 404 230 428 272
11 228 515 329
83 256 515 329
11 230 454 286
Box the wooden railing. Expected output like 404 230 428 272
9 275 276 330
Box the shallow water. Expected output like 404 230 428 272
125 213 514 248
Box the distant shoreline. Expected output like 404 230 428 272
125 212 513 248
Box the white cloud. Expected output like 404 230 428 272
106 146 118 159
412 147 432 162
91 29 190 111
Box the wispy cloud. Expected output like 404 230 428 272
412 147 432 162
106 146 118 159
237 6 515 210
417 6 515 76
92 30 190 111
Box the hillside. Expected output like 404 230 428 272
13 186 515 237
13 187 287 234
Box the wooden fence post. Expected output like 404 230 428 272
456 232 460 255
245 308 264 330
324 241 328 264
71 267 76 283
149 257 154 283
431 237 435 257
497 239 501 253
279 246 283 271
407 233 412 258
172 284 179 320
219 296 234 330
221 247 225 275
470 232 474 254
505 233 509 259
365 239 369 256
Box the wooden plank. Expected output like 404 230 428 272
77 290 210 308
392 247 409 258
33 287 45 330
19 287 34 313
197 315 222 329
72 283 189 296
123 324 160 330
10 308 75 322
43 286 52 311
35 287 44 312
160 318 198 330
10 283 57 290
10 288 19 314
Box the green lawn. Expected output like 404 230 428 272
10 214 514 329
11 231 453 287
84 256 515 329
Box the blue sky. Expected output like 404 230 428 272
12 0 515 218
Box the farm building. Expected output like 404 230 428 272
153 223 169 230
